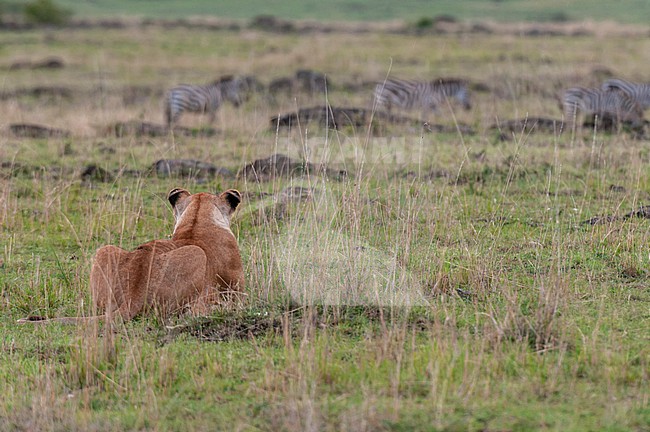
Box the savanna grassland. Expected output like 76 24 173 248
4 0 650 24
0 20 649 431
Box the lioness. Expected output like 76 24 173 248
18 187 244 323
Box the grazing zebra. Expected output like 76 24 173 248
602 78 650 109
561 87 644 129
374 78 471 114
165 76 246 127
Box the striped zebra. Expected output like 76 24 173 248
601 78 650 109
561 87 643 129
374 78 471 114
165 76 245 127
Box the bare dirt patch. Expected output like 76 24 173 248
152 159 233 179
271 106 419 130
238 153 346 182
8 56 65 70
107 121 218 138
0 86 74 101
271 106 475 135
8 123 70 138
489 117 564 135
80 164 115 183
163 314 285 343
582 205 650 225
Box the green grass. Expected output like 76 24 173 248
3 0 650 24
0 23 649 431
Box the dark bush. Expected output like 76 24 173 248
414 17 433 29
432 14 457 24
24 0 72 25
548 11 570 22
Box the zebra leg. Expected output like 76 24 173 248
165 106 173 128
563 103 579 132
166 107 181 128
208 109 217 124
171 111 183 128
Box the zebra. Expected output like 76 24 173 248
373 78 471 115
561 87 644 130
164 76 246 127
601 78 650 109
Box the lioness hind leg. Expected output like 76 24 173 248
90 245 129 315
152 245 207 315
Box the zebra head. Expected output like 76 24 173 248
213 76 245 107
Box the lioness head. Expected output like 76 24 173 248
168 188 242 232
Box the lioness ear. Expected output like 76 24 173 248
220 189 241 212
168 188 190 208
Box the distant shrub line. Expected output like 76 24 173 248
0 0 72 26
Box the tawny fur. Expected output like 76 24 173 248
18 188 244 324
